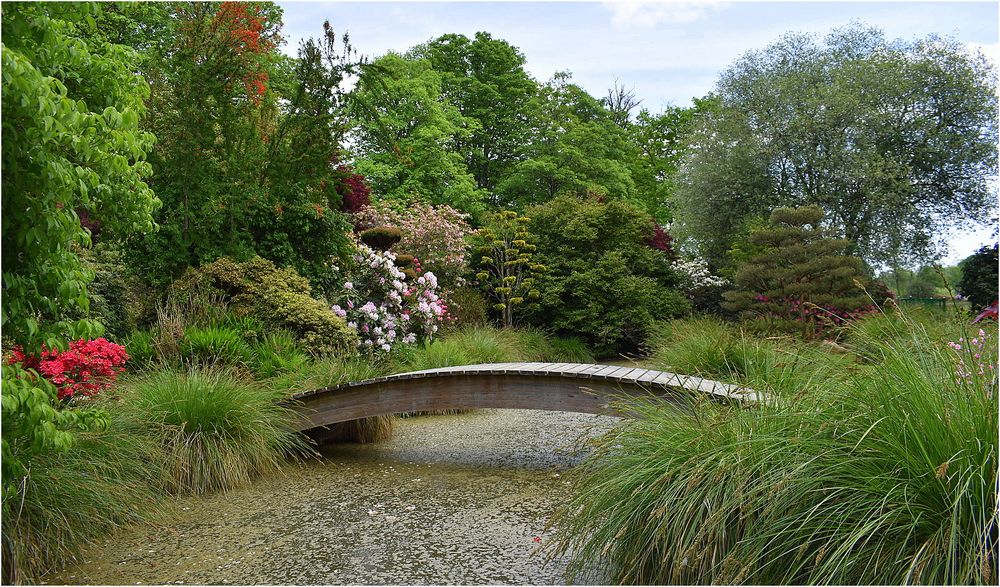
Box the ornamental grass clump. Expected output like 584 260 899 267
551 317 997 584
121 368 310 494
1 401 167 584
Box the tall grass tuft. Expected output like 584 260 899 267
2 403 168 584
551 318 997 584
248 329 308 379
121 368 310 494
179 326 251 366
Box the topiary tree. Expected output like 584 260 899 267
722 206 879 334
470 210 544 328
359 226 402 252
958 243 999 312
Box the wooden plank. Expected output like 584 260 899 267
575 364 607 378
590 365 622 378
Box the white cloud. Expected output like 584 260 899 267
602 0 729 28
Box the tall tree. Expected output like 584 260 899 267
497 72 637 209
411 32 538 194
349 53 487 218
674 24 998 269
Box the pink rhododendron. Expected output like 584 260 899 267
7 338 128 401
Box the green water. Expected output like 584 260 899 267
43 409 616 585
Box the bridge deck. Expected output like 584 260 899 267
290 362 757 432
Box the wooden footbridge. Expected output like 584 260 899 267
290 362 758 432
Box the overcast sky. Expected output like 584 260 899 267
276 0 999 263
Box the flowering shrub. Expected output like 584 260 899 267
947 328 997 391
7 338 128 401
331 244 448 353
671 256 729 311
353 202 473 290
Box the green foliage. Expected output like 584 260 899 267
674 24 998 268
359 226 403 252
525 193 690 355
1 2 158 348
247 330 309 379
497 73 637 210
77 244 159 340
470 210 545 327
723 206 877 334
121 368 309 494
410 32 538 193
350 53 487 218
552 319 997 584
392 326 593 371
121 330 158 371
958 243 998 311
179 326 252 366
648 318 849 396
128 5 356 288
1 401 167 584
446 286 490 329
170 257 358 357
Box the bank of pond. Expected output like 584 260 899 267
3 311 997 585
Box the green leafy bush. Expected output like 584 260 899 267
958 243 998 312
180 326 251 366
359 226 403 252
170 257 357 356
445 286 489 328
552 319 998 584
525 192 690 356
121 368 309 494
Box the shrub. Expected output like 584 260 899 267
354 202 473 291
121 330 158 371
958 243 998 312
551 319 997 584
723 206 881 335
121 368 309 494
169 257 357 357
359 226 402 252
470 209 545 328
328 244 447 353
7 338 128 401
334 165 371 213
445 286 489 328
179 326 251 366
76 243 159 340
525 192 690 356
671 256 731 313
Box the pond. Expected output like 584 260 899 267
43 409 618 585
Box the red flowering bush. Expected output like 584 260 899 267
7 338 128 401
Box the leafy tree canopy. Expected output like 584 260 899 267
410 32 538 194
349 53 487 219
674 24 999 269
